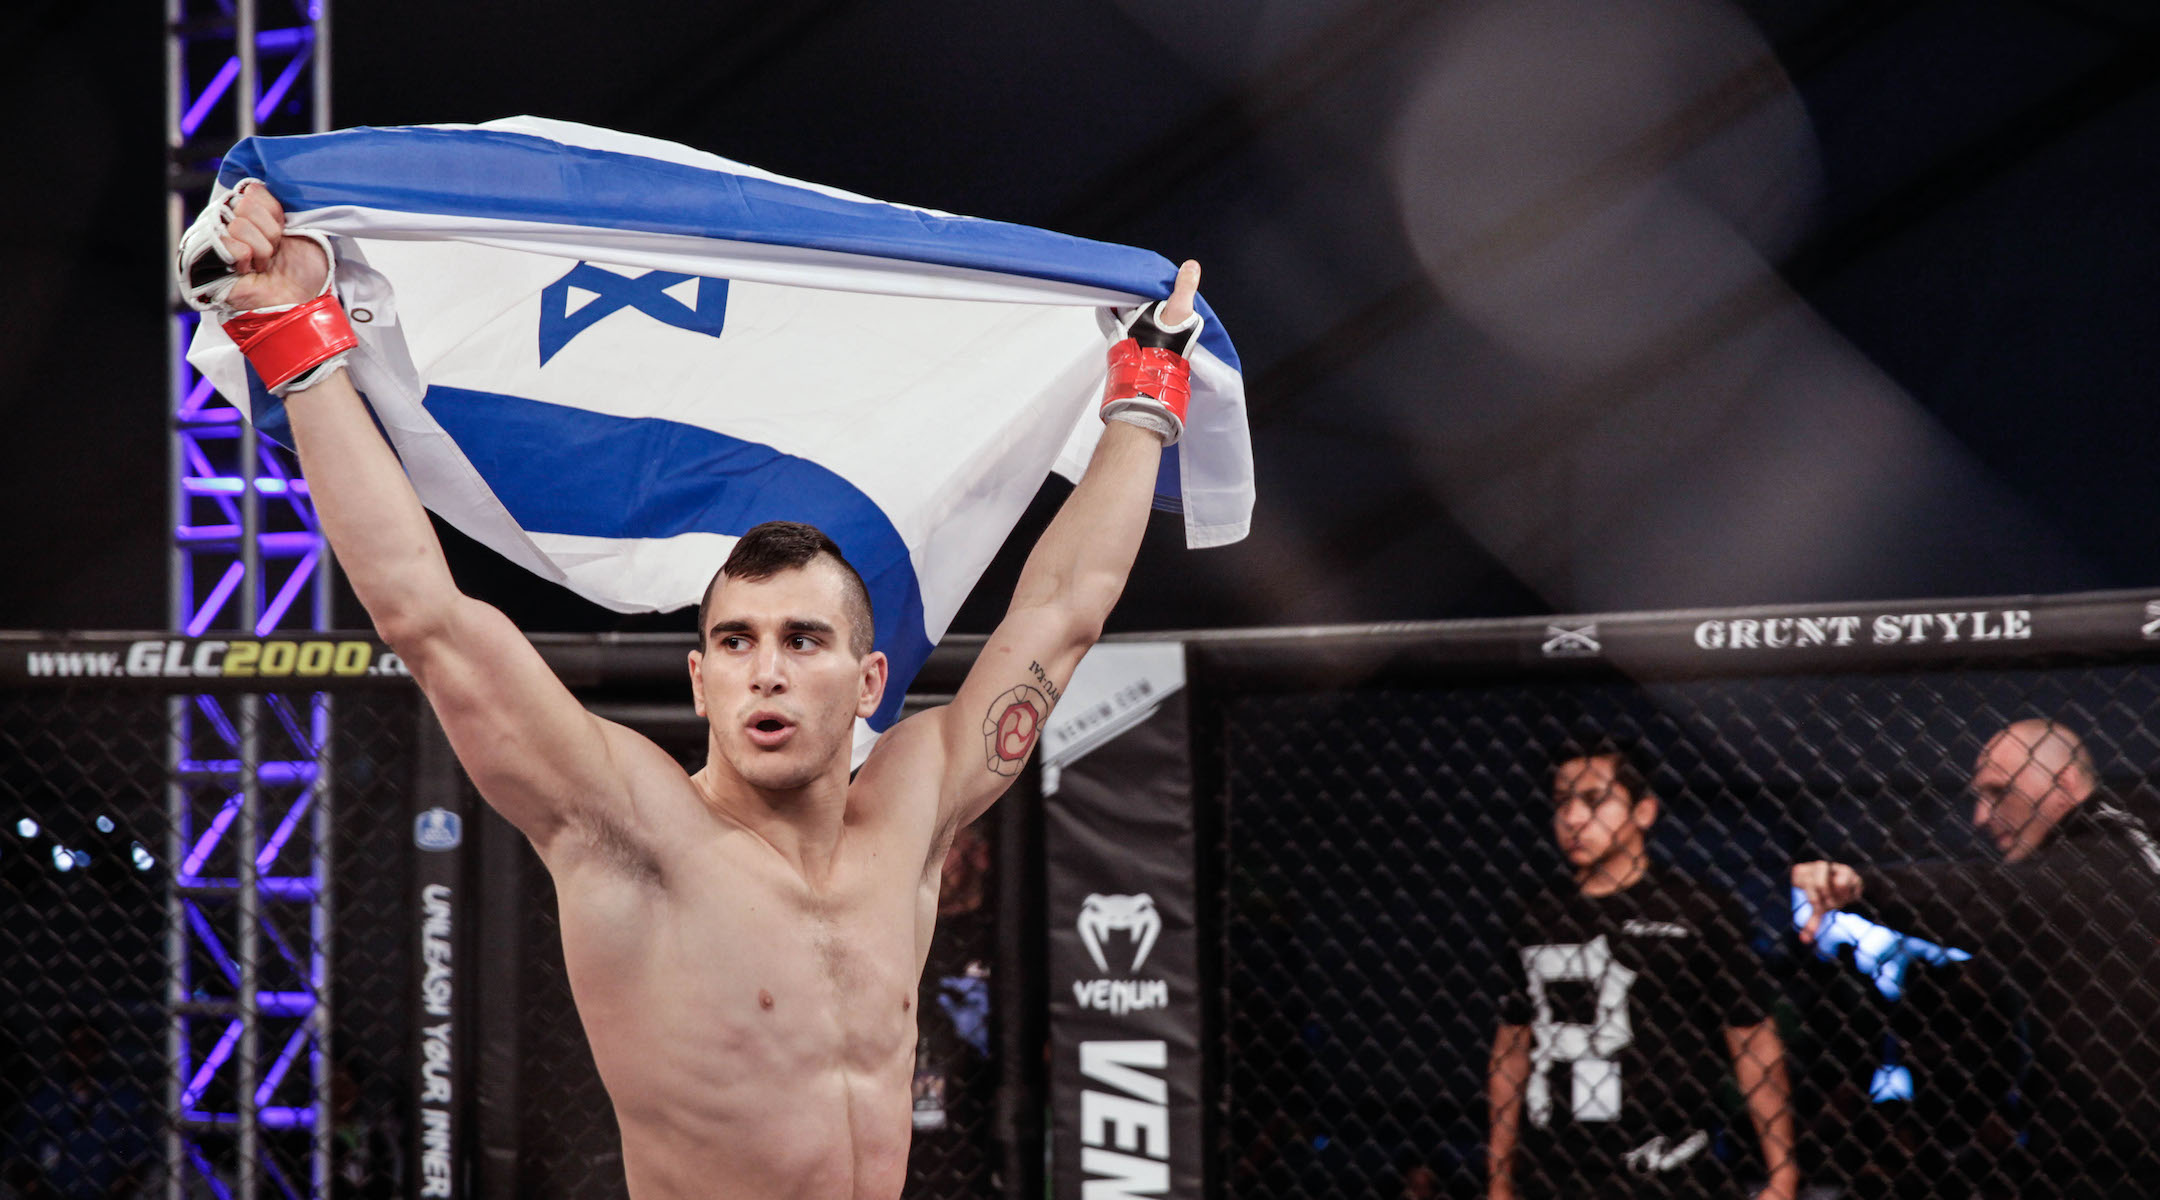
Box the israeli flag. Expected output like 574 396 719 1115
186 117 1252 755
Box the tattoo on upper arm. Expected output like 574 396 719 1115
983 684 1050 777
1027 660 1063 704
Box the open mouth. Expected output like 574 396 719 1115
745 714 796 749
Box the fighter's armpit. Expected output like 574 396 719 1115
981 684 1050 777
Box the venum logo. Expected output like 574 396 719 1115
1079 894 1160 973
1079 1040 1171 1198
1074 894 1170 1016
1542 624 1600 658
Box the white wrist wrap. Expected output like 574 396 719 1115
175 179 338 314
176 179 256 311
1104 407 1179 442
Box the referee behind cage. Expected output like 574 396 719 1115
1489 738 1798 1200
1793 718 2160 1198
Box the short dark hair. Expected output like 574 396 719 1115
1552 735 1651 804
697 521 876 658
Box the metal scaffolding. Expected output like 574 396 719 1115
164 2 335 1196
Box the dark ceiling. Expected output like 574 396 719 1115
2 0 2155 637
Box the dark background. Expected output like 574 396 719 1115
3 0 2155 637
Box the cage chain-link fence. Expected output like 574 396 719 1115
906 806 1006 1200
0 685 420 1200
1 676 1011 1200
2 687 168 1200
30 647 2160 1200
1217 666 2160 1199
322 692 424 1200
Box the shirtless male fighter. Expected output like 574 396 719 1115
183 183 1204 1199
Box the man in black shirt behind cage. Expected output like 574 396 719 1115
1794 719 2160 1198
1489 739 1799 1200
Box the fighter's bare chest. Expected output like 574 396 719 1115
713 870 917 989
553 830 934 1140
565 828 928 999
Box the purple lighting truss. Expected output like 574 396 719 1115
164 1 335 1197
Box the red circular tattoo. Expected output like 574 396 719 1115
995 700 1041 762
982 685 1050 777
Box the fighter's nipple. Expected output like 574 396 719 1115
902 995 911 1012
758 989 775 1010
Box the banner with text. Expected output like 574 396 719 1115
1046 643 1200 1200
410 713 468 1200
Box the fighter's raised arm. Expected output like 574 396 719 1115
909 261 1203 836
184 184 651 857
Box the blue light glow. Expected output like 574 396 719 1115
51 846 74 872
132 843 157 872
1791 887 1969 1001
178 56 241 139
16 818 35 837
96 815 115 833
1870 1064 1915 1103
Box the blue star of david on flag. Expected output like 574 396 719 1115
538 262 730 365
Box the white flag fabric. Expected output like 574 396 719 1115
186 117 1252 750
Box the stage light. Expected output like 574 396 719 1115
52 846 74 872
131 843 157 872
17 818 37 837
96 815 115 833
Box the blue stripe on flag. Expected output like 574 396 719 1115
1193 295 1237 371
1153 443 1180 512
421 386 929 730
220 126 1241 368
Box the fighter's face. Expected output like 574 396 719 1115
1552 755 1650 871
689 563 885 793
1970 735 2072 863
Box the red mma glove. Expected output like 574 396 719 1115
176 179 355 395
1100 300 1204 445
